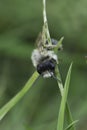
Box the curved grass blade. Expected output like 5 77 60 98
0 71 39 120
57 63 72 130
56 65 75 130
65 103 76 130
65 120 78 130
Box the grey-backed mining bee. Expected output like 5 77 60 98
31 32 62 78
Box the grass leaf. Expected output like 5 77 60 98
56 65 75 130
0 71 39 120
65 120 78 130
65 103 76 130
57 63 72 130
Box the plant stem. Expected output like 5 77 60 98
43 0 47 24
43 0 51 45
42 0 76 129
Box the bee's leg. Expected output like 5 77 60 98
52 74 61 83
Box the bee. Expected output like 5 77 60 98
31 32 62 78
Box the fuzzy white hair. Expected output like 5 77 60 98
31 49 41 67
31 49 58 67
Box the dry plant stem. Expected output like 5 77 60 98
43 0 52 45
43 0 47 24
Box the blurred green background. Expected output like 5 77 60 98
0 0 87 130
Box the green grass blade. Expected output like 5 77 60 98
0 71 39 120
57 63 72 130
56 65 75 130
65 103 76 130
65 120 78 130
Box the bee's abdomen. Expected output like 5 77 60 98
37 60 55 75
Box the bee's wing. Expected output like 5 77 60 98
35 32 43 48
